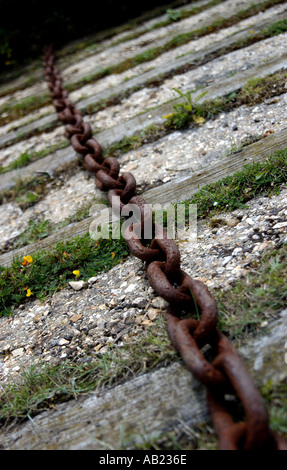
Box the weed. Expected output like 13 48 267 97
0 232 129 317
166 9 182 22
164 88 207 129
0 173 51 209
16 191 40 208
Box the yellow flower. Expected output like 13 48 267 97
73 270 80 277
192 115 205 124
26 289 32 297
22 255 33 266
111 252 115 259
250 30 254 34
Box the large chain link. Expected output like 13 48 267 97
43 46 287 450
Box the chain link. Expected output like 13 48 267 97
43 45 287 450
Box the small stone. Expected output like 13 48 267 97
263 129 275 137
69 281 88 291
232 124 238 131
58 338 69 346
135 315 147 324
256 241 272 251
11 347 24 357
125 284 137 293
222 256 232 267
273 221 287 229
132 297 146 308
151 297 168 309
232 247 242 256
195 277 209 284
146 308 161 321
33 314 42 322
70 314 82 322
126 163 138 171
141 319 153 326
253 115 260 122
88 277 98 285
226 217 239 227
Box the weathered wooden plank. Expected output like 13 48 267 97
0 362 208 450
1 8 285 149
1 127 286 267
144 126 287 203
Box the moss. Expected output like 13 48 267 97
0 174 51 209
0 159 80 209
186 148 287 220
0 141 69 174
232 18 287 54
0 94 50 126
9 198 107 252
237 69 287 106
104 123 168 157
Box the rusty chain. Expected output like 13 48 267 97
43 45 287 450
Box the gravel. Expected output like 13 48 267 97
0 185 286 383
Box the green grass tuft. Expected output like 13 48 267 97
186 148 287 219
0 233 129 317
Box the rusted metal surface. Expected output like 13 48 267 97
43 46 287 450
